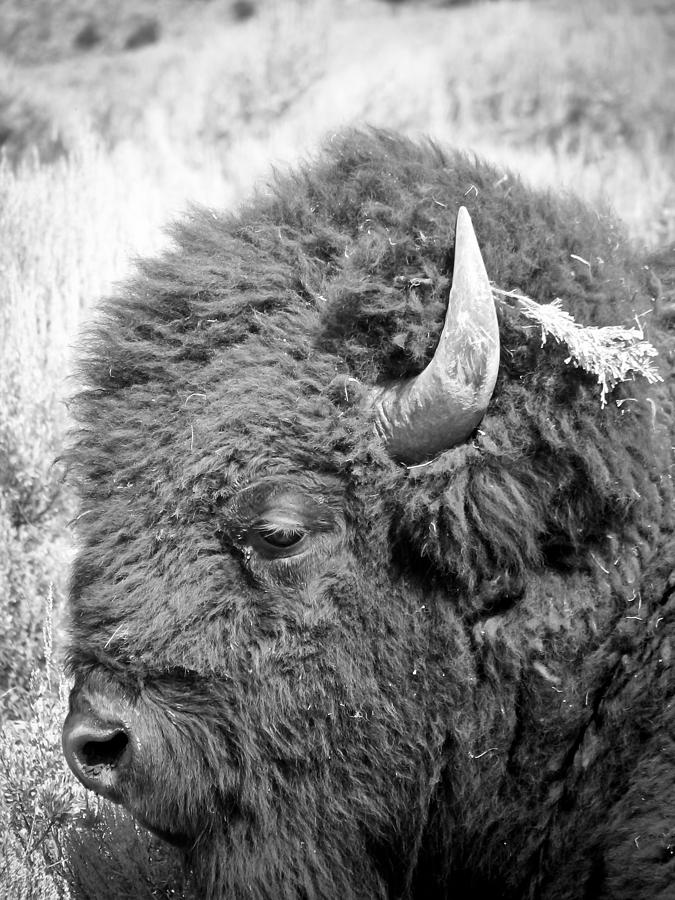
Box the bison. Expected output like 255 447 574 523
62 130 674 899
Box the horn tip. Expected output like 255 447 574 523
455 206 478 248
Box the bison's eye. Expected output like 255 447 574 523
248 519 307 558
235 486 339 562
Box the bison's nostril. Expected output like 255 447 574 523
62 712 132 800
79 730 129 768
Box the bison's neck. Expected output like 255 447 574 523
411 557 670 898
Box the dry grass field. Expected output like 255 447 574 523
1 0 673 896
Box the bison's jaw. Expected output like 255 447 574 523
133 813 193 848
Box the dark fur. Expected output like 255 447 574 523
65 130 675 899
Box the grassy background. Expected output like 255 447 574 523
1 0 673 896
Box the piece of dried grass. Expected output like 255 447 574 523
494 287 663 406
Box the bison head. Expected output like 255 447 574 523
62 131 674 899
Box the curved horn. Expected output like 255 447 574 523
371 207 500 464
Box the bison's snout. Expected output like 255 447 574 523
62 696 132 802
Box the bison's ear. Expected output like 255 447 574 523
369 207 500 465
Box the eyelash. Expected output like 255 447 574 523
254 523 306 549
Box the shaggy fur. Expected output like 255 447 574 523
65 130 675 899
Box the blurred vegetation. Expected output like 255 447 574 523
0 0 192 64
0 0 673 896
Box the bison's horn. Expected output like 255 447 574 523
371 207 500 464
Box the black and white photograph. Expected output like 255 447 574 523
0 1 673 898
